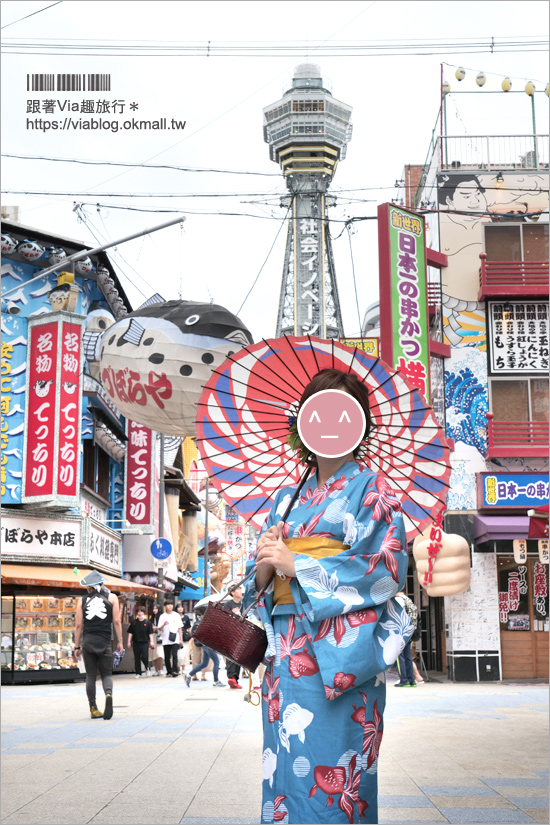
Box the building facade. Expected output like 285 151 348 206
410 131 549 680
0 220 199 682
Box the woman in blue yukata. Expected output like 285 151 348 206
244 368 413 825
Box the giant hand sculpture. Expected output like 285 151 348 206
412 516 471 597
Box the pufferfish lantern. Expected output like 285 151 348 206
412 513 471 597
97 299 253 437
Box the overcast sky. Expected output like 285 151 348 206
2 0 549 341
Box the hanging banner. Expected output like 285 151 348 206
513 539 528 565
539 539 549 564
124 420 155 533
378 203 431 401
225 522 246 560
22 313 84 507
57 320 83 498
0 315 27 505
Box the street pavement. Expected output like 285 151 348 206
1 667 548 825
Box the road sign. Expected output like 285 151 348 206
151 537 172 560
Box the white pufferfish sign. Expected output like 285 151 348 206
93 299 253 438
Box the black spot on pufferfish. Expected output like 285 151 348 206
180 365 193 376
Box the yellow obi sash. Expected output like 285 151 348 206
273 537 348 605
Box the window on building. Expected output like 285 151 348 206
490 377 549 423
82 440 111 502
484 223 549 262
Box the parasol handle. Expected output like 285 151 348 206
280 464 312 523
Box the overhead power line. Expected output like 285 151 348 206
1 1 62 30
1 154 279 177
2 36 547 57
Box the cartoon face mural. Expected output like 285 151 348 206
98 299 253 437
297 389 366 458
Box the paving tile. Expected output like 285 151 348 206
481 778 548 788
180 820 260 824
504 797 549 810
440 808 538 824
523 810 550 823
378 808 446 822
379 795 436 808
421 786 498 797
430 797 515 809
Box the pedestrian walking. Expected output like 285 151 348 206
176 603 192 674
394 591 418 687
157 600 183 677
127 605 155 678
245 369 413 824
224 580 244 689
184 643 225 687
150 605 165 675
74 570 123 720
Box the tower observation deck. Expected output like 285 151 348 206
263 63 352 338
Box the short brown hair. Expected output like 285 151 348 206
298 368 373 457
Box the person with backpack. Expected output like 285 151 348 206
395 591 418 687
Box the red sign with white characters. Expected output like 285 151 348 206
124 420 154 528
57 322 82 497
23 314 84 505
24 320 59 499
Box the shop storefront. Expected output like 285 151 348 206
1 564 160 683
474 474 549 680
1 508 159 683
497 552 549 679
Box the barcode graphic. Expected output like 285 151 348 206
27 74 111 92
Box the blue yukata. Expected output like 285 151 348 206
244 461 413 825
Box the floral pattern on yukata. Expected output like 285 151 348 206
244 461 414 824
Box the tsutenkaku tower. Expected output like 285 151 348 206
263 63 352 338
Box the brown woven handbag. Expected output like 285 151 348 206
192 582 267 672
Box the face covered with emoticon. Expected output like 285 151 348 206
297 389 366 459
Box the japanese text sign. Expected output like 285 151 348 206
479 473 549 509
378 204 430 402
124 420 154 531
88 519 122 576
488 301 549 374
225 522 246 560
22 313 83 506
1 513 81 562
1 316 27 505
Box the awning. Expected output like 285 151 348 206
474 515 530 544
0 564 161 595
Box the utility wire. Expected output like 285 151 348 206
1 154 279 177
1 1 62 30
236 203 291 315
346 224 363 338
